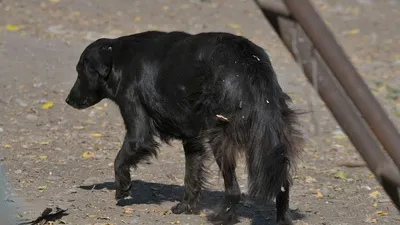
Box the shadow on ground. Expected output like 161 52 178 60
79 180 305 225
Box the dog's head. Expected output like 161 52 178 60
66 38 114 109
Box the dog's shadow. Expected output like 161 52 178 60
79 180 304 225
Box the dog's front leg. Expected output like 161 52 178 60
114 134 157 200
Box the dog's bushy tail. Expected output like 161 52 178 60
243 90 302 201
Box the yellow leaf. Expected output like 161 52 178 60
19 85 25 89
41 101 54 109
49 0 60 3
369 173 376 178
316 191 324 199
87 214 97 218
38 185 48 191
228 23 241 29
162 5 169 11
170 221 181 224
39 155 48 159
376 211 388 216
40 141 50 145
334 171 347 180
73 125 85 130
370 218 377 223
91 133 102 137
4 144 12 148
6 24 21 31
134 16 142 22
347 29 360 35
81 151 95 159
369 191 381 198
199 212 207 217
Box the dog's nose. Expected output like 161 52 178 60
65 96 70 104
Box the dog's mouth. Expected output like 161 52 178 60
65 97 91 110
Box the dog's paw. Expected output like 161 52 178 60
207 207 238 225
277 214 294 225
171 202 198 214
115 184 132 200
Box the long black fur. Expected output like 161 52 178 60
66 30 303 225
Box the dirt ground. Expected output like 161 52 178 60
1 0 400 224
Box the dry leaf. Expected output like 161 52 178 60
81 151 95 159
4 144 12 148
91 133 102 137
39 155 48 159
49 0 60 3
334 171 347 180
347 29 360 35
123 208 134 214
199 212 207 217
38 185 48 191
228 23 241 29
369 191 381 198
41 101 54 109
170 221 181 224
40 141 50 145
6 24 21 31
370 218 377 223
73 125 85 130
376 211 388 216
316 191 324 199
216 114 229 121
134 16 142 22
87 214 97 218
305 176 316 183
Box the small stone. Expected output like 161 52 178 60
66 188 77 194
67 156 77 161
48 176 61 181
0 127 3 133
15 169 22 174
26 114 38 121
15 98 27 107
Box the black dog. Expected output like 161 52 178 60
66 31 302 225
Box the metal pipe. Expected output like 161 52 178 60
283 0 400 169
256 2 400 210
255 0 293 19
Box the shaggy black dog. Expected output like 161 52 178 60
66 31 303 225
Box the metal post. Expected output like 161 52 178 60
254 0 400 211
283 0 400 170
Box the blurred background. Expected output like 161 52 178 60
0 0 399 224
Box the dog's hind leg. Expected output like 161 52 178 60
276 179 293 225
208 141 240 225
172 138 208 214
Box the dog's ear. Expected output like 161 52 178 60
92 43 113 79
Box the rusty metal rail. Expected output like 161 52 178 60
254 0 400 211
